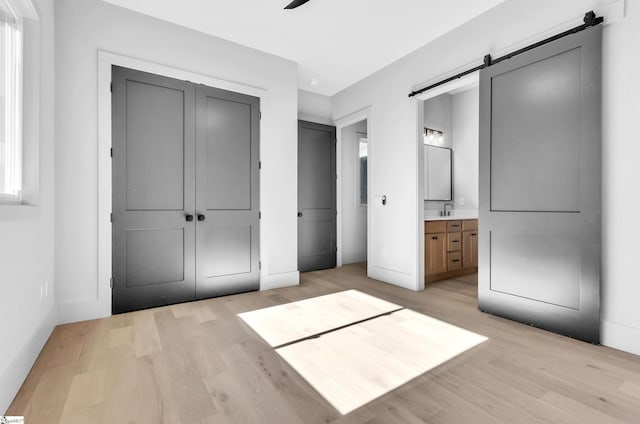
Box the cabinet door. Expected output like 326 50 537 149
425 232 447 275
463 230 479 268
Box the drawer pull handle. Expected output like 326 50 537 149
432 236 438 240
471 233 477 236
452 240 460 243
452 259 460 262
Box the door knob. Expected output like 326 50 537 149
197 214 206 221
185 214 194 222
298 212 303 217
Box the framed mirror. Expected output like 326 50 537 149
424 145 452 201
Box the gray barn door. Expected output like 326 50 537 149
112 66 260 313
298 121 337 272
478 26 601 343
195 85 260 299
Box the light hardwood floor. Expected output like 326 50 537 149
7 263 640 423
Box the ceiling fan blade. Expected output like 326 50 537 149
284 0 311 9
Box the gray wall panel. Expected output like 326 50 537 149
125 80 185 211
125 228 185 287
491 48 582 212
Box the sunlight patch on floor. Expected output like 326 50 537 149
238 289 402 347
239 291 487 415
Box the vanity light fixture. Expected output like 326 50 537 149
424 128 444 145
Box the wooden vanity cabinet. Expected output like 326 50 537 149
425 218 478 283
424 221 447 275
462 230 478 268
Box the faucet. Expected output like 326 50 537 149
443 203 453 216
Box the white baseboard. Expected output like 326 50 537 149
368 265 417 291
342 251 367 265
57 299 110 325
1 304 57 414
601 319 640 356
260 271 300 291
57 272 301 325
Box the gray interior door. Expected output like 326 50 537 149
112 66 196 313
112 66 260 313
478 26 601 343
298 120 337 272
195 85 260 299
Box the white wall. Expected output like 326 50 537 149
601 0 640 355
423 89 479 213
423 93 453 211
341 120 367 264
331 0 640 354
423 93 453 148
0 0 56 413
55 0 299 323
298 89 332 125
451 88 479 211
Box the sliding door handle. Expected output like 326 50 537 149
197 214 206 222
185 214 194 222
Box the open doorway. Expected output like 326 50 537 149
340 119 368 266
416 73 480 289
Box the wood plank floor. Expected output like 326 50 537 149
7 263 640 423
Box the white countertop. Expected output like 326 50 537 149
424 210 478 221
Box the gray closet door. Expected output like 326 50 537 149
195 86 260 298
298 120 337 272
112 66 196 313
478 26 601 343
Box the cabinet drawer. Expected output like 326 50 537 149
447 232 462 252
447 220 462 232
448 251 462 271
462 219 478 231
425 220 447 234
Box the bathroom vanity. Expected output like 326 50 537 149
425 217 478 283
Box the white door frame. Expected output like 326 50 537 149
412 72 479 288
334 107 372 268
95 51 268 320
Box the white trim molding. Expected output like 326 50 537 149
413 72 479 291
0 304 56 413
334 107 372 270
59 51 274 324
601 319 640 356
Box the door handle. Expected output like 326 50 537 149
298 212 303 217
185 214 194 222
197 214 206 222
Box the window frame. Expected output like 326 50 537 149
0 18 24 203
0 0 37 206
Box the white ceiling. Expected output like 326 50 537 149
102 0 505 96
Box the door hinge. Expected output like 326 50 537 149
109 277 113 288
110 82 113 92
259 261 262 270
259 211 261 219
110 213 113 223
110 147 113 158
259 161 262 170
259 111 262 120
